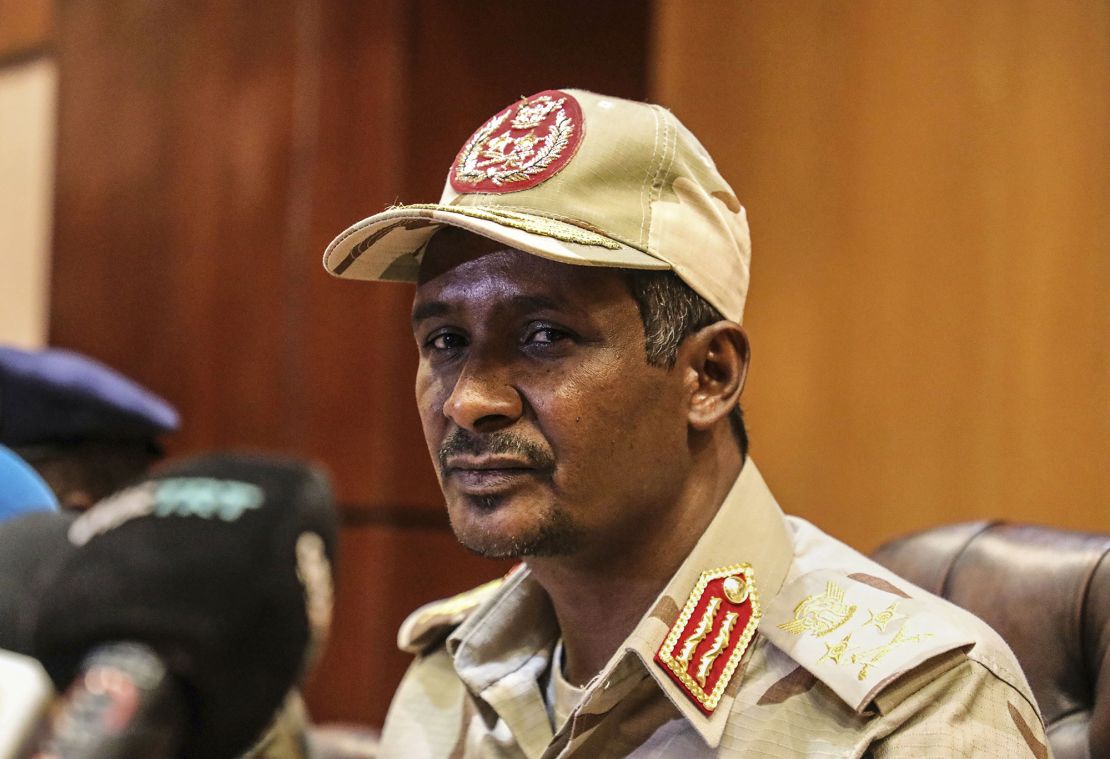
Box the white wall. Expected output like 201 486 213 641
0 56 56 348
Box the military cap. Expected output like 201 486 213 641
324 88 752 323
0 443 59 520
0 346 179 449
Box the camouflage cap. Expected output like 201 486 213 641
323 88 752 322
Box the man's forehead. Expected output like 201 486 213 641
416 228 509 285
412 229 631 321
417 228 622 290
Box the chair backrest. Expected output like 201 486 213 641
872 521 1110 759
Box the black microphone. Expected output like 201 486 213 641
23 453 338 759
34 641 186 759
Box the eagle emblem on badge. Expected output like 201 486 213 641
777 580 858 637
451 89 584 193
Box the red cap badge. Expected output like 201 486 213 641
450 89 584 194
655 564 762 715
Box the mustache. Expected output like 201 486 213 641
438 429 556 472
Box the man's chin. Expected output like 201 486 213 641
446 497 581 559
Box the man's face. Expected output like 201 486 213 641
412 233 693 563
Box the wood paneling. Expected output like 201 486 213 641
51 0 303 454
49 0 649 728
402 0 655 200
302 525 511 725
653 0 1110 551
300 0 444 510
0 0 52 62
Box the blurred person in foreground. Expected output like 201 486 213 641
326 89 1048 756
0 346 179 510
0 347 324 759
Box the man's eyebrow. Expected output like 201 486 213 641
411 301 451 325
507 295 566 314
412 295 579 325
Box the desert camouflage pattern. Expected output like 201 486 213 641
377 461 1050 758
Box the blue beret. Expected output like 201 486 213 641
0 346 180 447
0 443 59 520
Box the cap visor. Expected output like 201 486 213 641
323 204 670 283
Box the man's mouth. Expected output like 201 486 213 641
444 455 541 493
437 429 556 496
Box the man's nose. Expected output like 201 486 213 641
442 360 523 433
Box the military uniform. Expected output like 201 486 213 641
378 461 1049 758
320 88 1052 757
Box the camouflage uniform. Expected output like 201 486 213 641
378 461 1050 758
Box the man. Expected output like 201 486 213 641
324 90 1048 757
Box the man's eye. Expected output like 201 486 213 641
427 332 467 351
525 327 569 345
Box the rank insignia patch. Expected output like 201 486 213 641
761 569 977 711
777 580 857 637
451 90 583 193
655 564 761 714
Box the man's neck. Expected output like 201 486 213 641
526 445 744 687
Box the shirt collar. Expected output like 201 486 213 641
448 565 558 692
614 458 794 748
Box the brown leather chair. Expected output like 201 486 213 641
872 521 1110 759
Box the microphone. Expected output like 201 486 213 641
34 642 186 759
23 453 338 759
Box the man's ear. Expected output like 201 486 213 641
682 322 750 431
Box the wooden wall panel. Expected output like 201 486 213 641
51 0 302 453
653 0 1110 551
302 526 512 726
402 0 656 200
299 0 444 510
0 0 52 62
